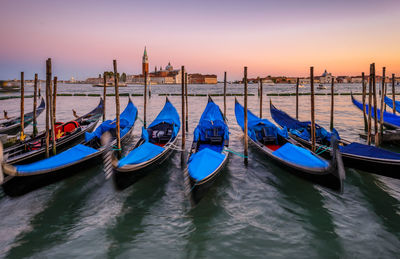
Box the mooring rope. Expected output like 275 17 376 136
223 147 248 158
315 145 331 155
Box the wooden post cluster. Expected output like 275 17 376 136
296 78 299 119
223 71 227 118
310 67 316 152
259 77 263 118
103 72 107 121
45 58 51 158
244 66 248 164
33 73 38 136
379 67 386 146
144 70 147 128
330 78 334 131
367 65 373 145
392 73 396 114
20 72 25 141
185 72 188 132
181 66 186 149
372 63 379 145
51 76 57 155
361 72 367 130
113 60 121 156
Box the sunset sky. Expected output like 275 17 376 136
1 0 400 80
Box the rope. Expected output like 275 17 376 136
316 145 331 155
223 147 248 158
137 116 144 124
111 145 121 151
168 143 185 152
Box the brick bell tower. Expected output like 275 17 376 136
142 46 149 76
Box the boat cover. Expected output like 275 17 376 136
270 103 340 143
85 100 137 142
384 96 400 113
272 143 329 168
118 142 164 167
235 101 288 142
352 95 400 127
340 142 400 160
188 148 226 181
15 144 98 174
148 99 180 138
193 100 229 142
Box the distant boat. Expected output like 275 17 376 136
298 84 306 88
317 84 327 90
0 81 19 92
92 83 127 87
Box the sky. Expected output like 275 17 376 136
1 0 400 80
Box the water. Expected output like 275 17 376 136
0 83 400 258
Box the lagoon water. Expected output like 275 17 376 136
0 83 400 258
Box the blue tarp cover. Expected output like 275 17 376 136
339 142 400 160
384 96 400 113
148 99 180 138
270 104 340 143
272 143 329 168
188 148 226 181
352 96 400 127
193 100 229 142
15 144 98 174
235 101 288 142
85 100 137 142
118 142 165 167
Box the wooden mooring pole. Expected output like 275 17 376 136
379 67 386 146
113 60 121 156
330 78 334 131
144 70 147 128
185 72 188 132
103 72 107 121
367 65 373 145
372 63 379 145
362 72 367 130
223 71 227 118
45 58 51 158
259 77 263 118
392 73 396 114
244 66 248 164
51 76 57 155
33 73 38 136
181 66 186 149
296 78 299 120
310 67 316 152
20 72 25 141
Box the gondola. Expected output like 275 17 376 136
111 97 180 189
0 97 45 135
185 97 229 204
270 100 400 179
384 96 400 113
351 94 400 129
0 98 138 196
235 99 344 191
4 98 104 165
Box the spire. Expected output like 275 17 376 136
142 46 148 63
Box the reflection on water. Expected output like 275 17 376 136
0 83 399 258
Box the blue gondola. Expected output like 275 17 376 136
1 98 138 196
112 97 180 189
186 97 229 203
271 99 400 179
235 99 344 191
384 96 400 114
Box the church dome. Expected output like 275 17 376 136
165 62 173 71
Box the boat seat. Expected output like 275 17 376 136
260 127 276 145
148 122 173 144
204 127 224 145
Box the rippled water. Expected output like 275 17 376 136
0 83 399 258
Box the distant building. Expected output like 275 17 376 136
318 69 334 84
189 74 217 84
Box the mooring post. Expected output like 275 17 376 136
259 77 263 118
330 77 334 131
244 66 248 164
296 77 299 120
45 58 51 158
144 70 147 128
223 71 227 119
51 76 57 155
181 66 186 149
113 60 121 156
367 65 373 145
362 72 367 130
20 72 25 141
379 67 386 145
310 67 316 152
372 63 379 145
53 76 57 123
185 72 188 132
393 73 396 114
33 73 38 136
103 72 107 121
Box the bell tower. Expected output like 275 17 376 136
142 46 149 76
